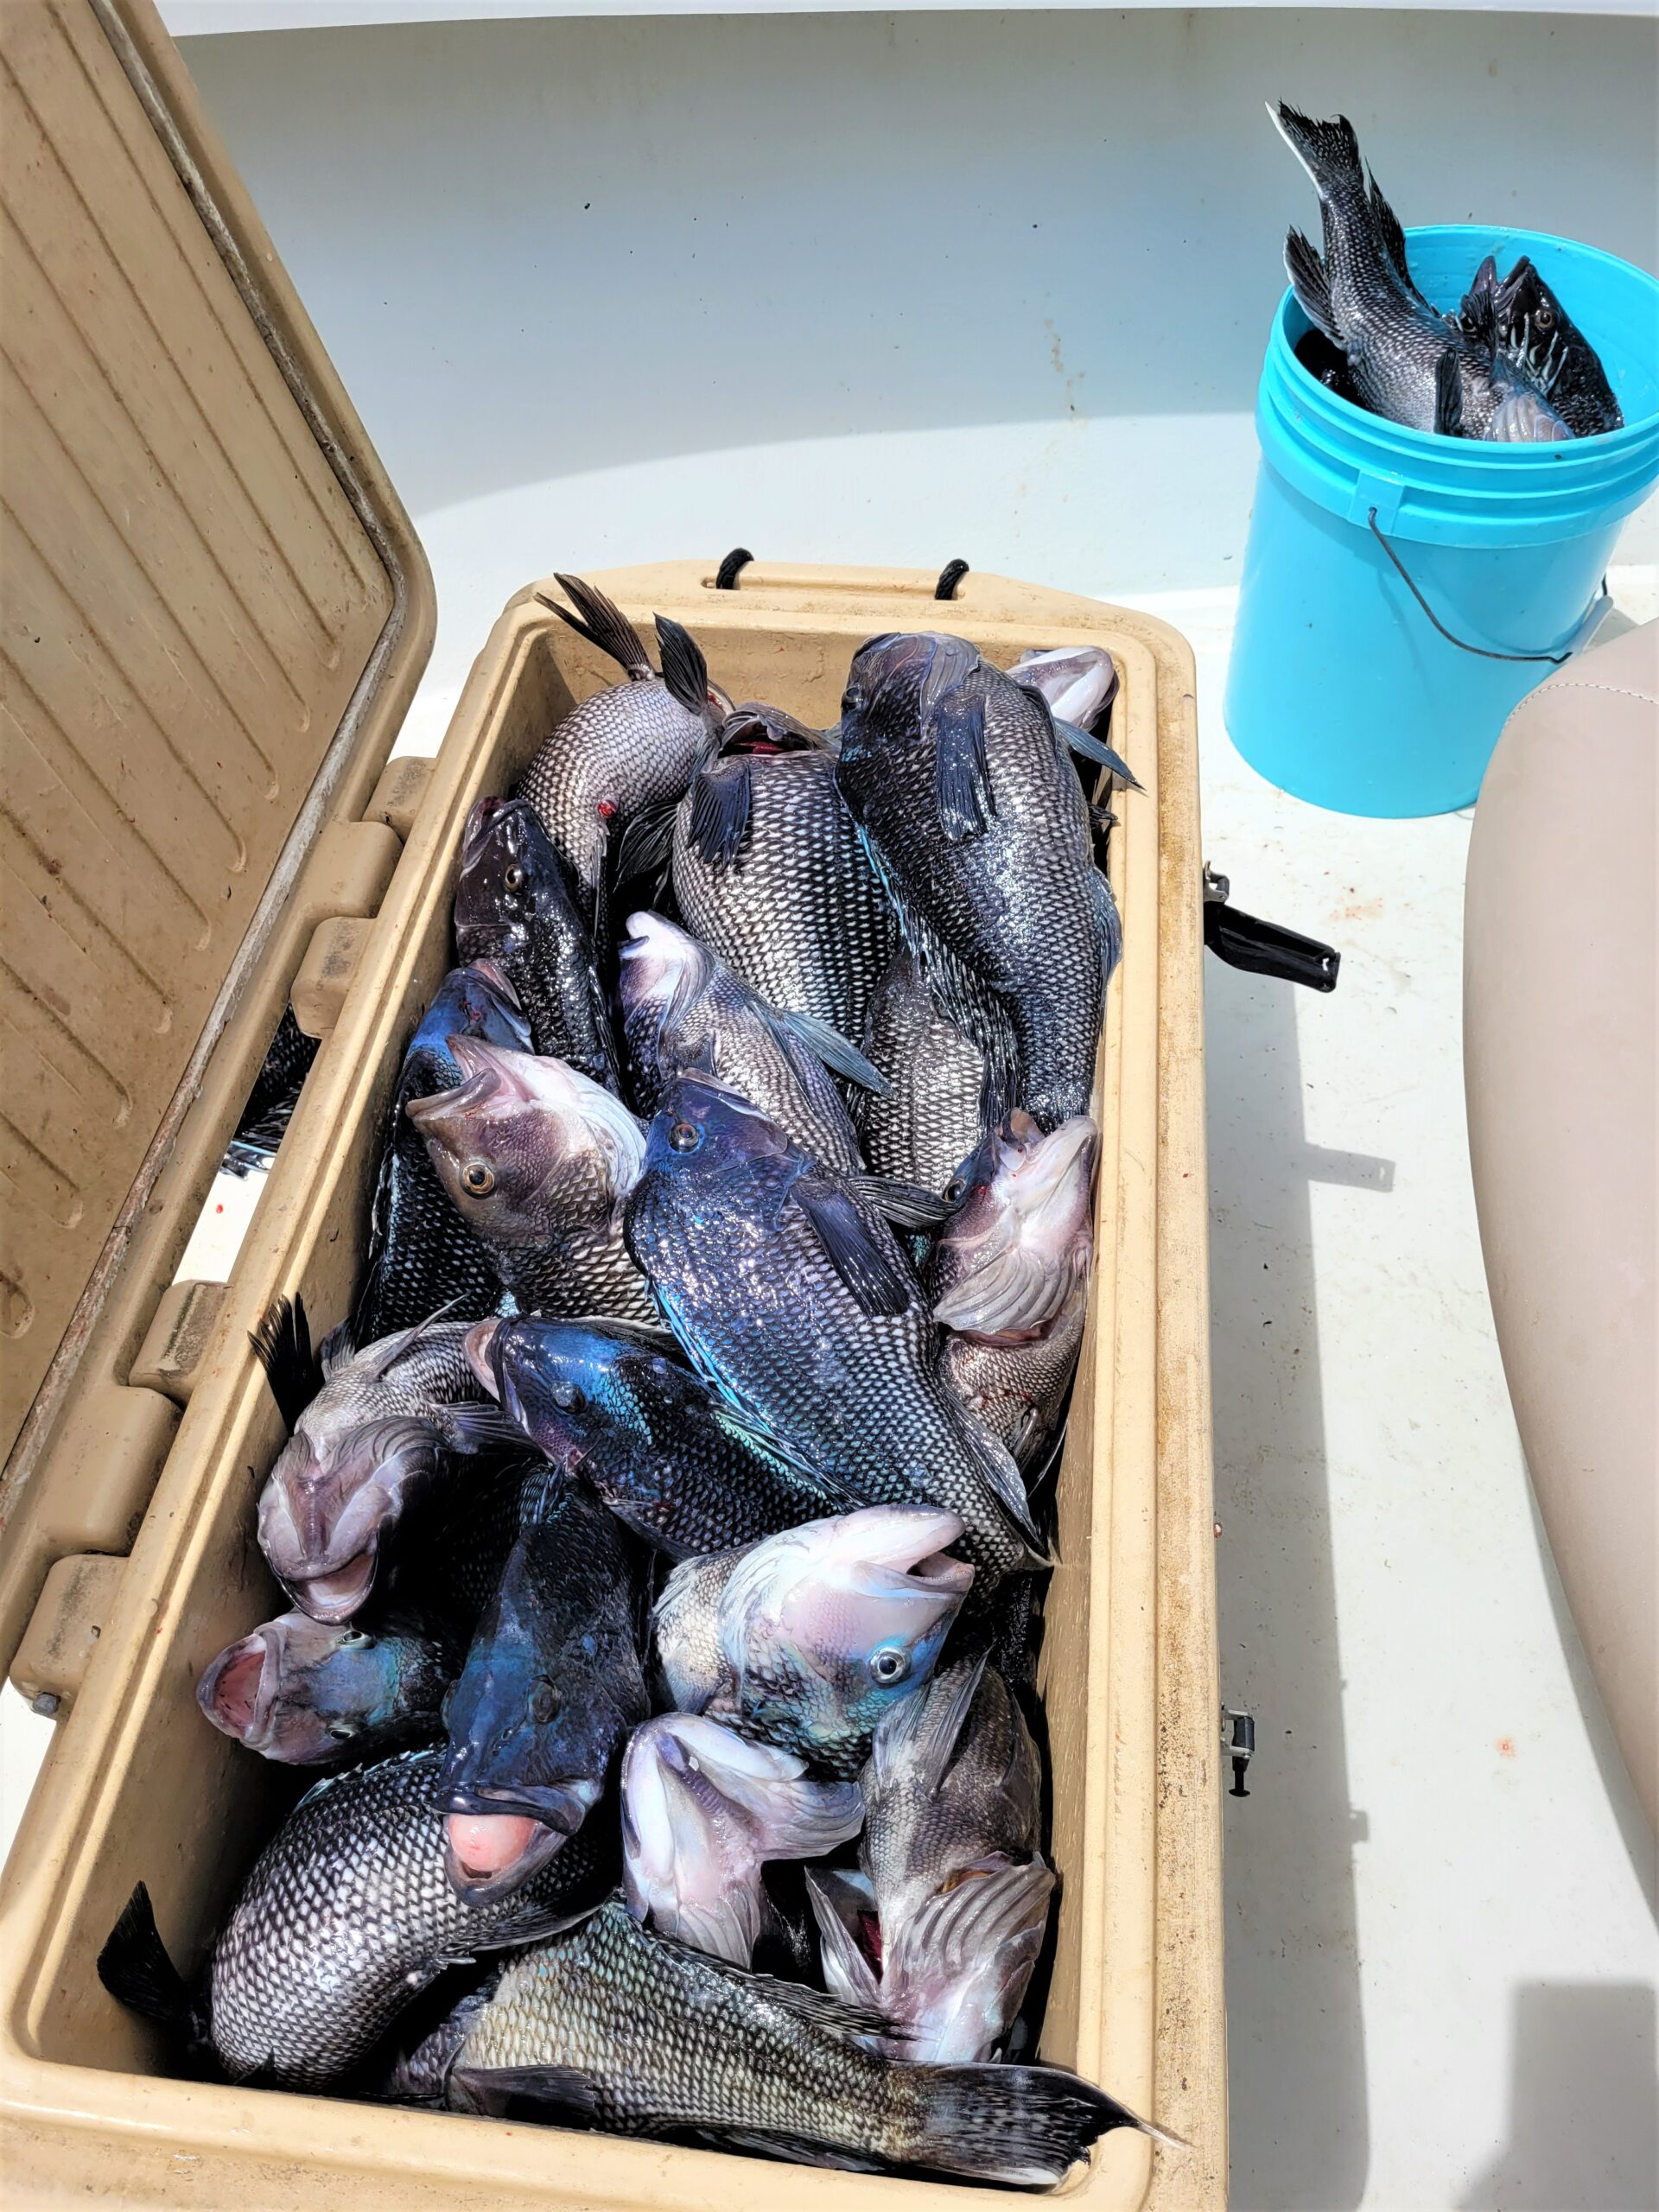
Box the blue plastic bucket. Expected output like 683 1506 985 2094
1225 226 1659 816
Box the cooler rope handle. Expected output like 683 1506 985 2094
1367 509 1597 667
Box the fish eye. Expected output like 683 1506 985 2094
461 1160 496 1196
868 1643 911 1686
668 1119 702 1154
528 1678 559 1724
1535 306 1554 332
503 864 525 893
325 1719 361 1741
550 1382 582 1411
944 1175 969 1204
338 1629 373 1650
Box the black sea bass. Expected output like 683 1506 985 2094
836 632 1119 1135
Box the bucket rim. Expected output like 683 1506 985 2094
1269 221 1659 459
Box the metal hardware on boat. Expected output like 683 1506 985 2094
1223 1707 1256 1797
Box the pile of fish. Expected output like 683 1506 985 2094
1274 103 1623 442
100 579 1174 2185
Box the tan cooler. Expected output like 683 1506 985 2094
0 3 1225 2202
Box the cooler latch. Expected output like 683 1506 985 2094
1203 866 1340 992
1223 1707 1256 1798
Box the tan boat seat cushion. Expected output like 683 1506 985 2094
1465 619 1657 1836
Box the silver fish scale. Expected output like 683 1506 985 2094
864 1663 1042 1919
490 1205 655 1326
838 677 1105 1134
941 1306 1086 1465
672 753 896 1043
518 681 709 893
627 1168 1027 1580
299 1325 486 1447
626 967 864 1173
207 1749 602 2086
855 950 987 1194
454 1898 923 2160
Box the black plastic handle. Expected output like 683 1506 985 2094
1204 899 1340 991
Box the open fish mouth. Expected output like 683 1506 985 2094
197 1629 278 1746
287 1550 379 1623
848 1506 977 1599
442 1781 599 1898
728 1507 976 1654
463 956 519 1007
457 792 527 873
716 708 818 758
405 1036 537 1122
459 797 499 868
934 1116 1097 1344
413 1040 646 1189
993 1113 1098 1220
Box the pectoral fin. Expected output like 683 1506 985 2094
1050 715 1142 792
1433 350 1465 439
686 758 753 869
931 687 995 844
1285 226 1340 346
792 1178 916 1319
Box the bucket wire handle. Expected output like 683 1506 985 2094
1367 509 1600 667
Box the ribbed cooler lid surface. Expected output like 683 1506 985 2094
0 0 423 1477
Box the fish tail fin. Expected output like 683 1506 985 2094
1284 228 1340 346
248 1292 322 1432
654 614 715 724
1271 103 1363 199
97 1884 199 2037
540 574 653 680
906 2060 1184 2186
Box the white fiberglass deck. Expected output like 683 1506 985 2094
3 12 1656 2208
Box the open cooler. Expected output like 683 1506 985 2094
0 2 1225 2202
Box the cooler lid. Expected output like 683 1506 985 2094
0 1 432 1480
